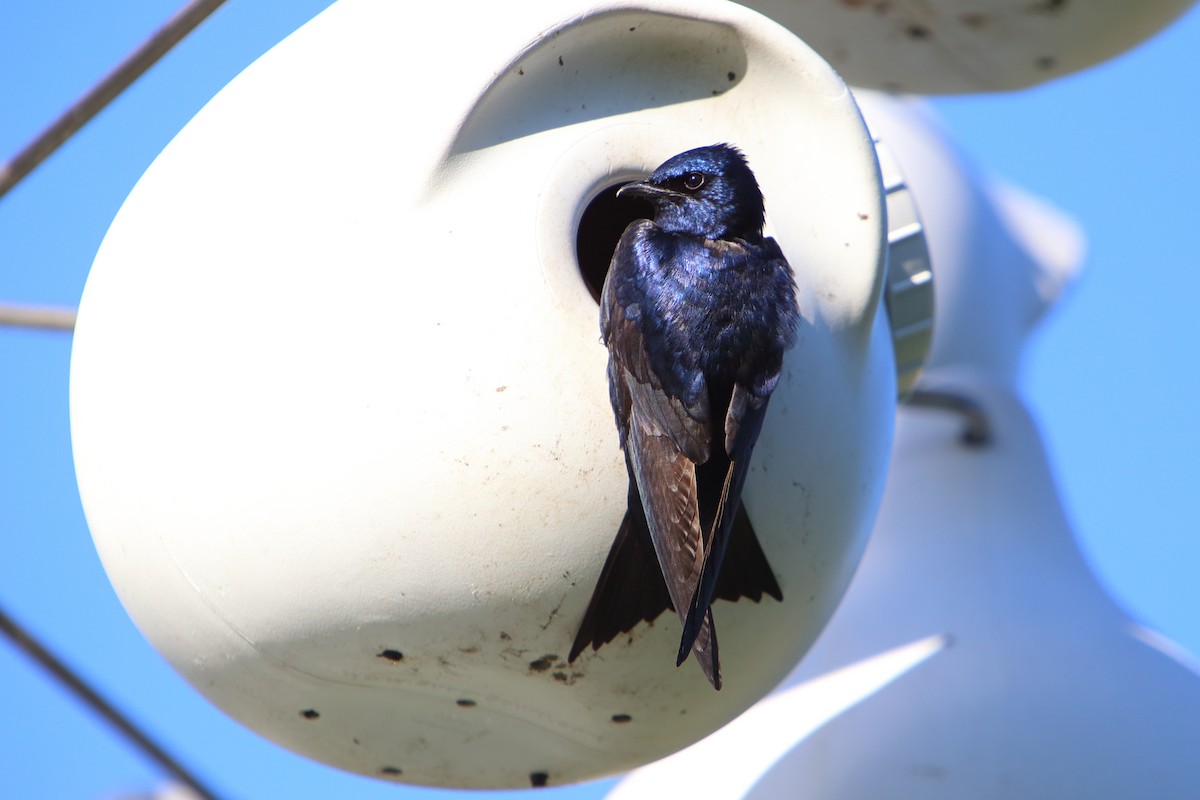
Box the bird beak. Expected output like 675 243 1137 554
617 181 678 200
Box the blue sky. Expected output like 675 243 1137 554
1 2 1197 797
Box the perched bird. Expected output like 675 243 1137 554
569 144 800 689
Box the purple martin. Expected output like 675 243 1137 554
569 144 800 689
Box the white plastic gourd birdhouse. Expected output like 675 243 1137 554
741 0 1199 93
69 0 901 789
607 92 1200 800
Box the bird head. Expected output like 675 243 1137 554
617 144 766 240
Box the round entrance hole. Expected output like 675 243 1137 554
575 181 653 302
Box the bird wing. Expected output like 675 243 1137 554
677 383 772 667
597 228 722 684
610 294 723 684
624 393 720 687
570 272 689 664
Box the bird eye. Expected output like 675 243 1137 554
682 172 705 190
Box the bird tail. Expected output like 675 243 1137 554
569 500 673 663
570 493 779 695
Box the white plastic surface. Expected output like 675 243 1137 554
743 0 1198 93
69 0 895 788
857 94 1085 386
749 375 1200 799
606 92 1200 798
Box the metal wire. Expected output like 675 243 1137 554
0 303 76 332
0 606 222 800
0 0 228 200
0 3 234 795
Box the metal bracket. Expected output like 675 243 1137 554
906 388 992 447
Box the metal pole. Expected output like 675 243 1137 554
0 0 227 200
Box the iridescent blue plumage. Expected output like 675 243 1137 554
570 144 800 689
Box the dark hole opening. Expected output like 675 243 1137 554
575 181 653 302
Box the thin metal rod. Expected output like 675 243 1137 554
0 606 222 800
0 303 77 332
905 388 992 446
0 0 227 200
